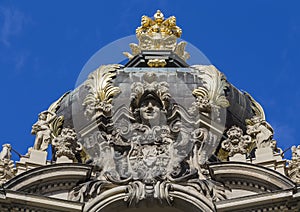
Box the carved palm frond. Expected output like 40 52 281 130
192 65 230 108
49 116 64 138
83 64 122 118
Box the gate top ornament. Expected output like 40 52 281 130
124 10 190 62
11 10 292 211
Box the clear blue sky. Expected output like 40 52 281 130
0 0 299 160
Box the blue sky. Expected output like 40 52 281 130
0 0 299 160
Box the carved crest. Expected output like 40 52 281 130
70 72 227 204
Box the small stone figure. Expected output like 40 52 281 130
291 145 300 160
288 146 300 184
31 111 56 151
0 144 15 185
0 143 12 160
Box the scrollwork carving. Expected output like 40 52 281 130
69 72 228 205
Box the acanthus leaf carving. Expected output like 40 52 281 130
190 65 230 122
82 64 122 120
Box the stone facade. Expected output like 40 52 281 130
1 10 299 212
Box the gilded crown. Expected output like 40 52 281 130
135 10 182 38
123 10 190 66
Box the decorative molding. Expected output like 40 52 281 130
69 72 227 206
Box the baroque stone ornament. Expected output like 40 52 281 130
288 145 300 184
220 126 252 158
244 91 266 120
82 64 122 120
31 111 57 151
30 92 68 153
0 144 15 185
189 65 230 122
69 72 227 205
52 128 83 162
123 10 190 64
246 116 274 149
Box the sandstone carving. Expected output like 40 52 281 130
288 145 300 184
69 72 226 205
190 65 230 122
82 64 122 120
221 126 252 157
31 111 56 151
52 128 82 162
0 144 15 185
246 116 274 149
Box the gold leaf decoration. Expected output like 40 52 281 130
83 64 122 119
